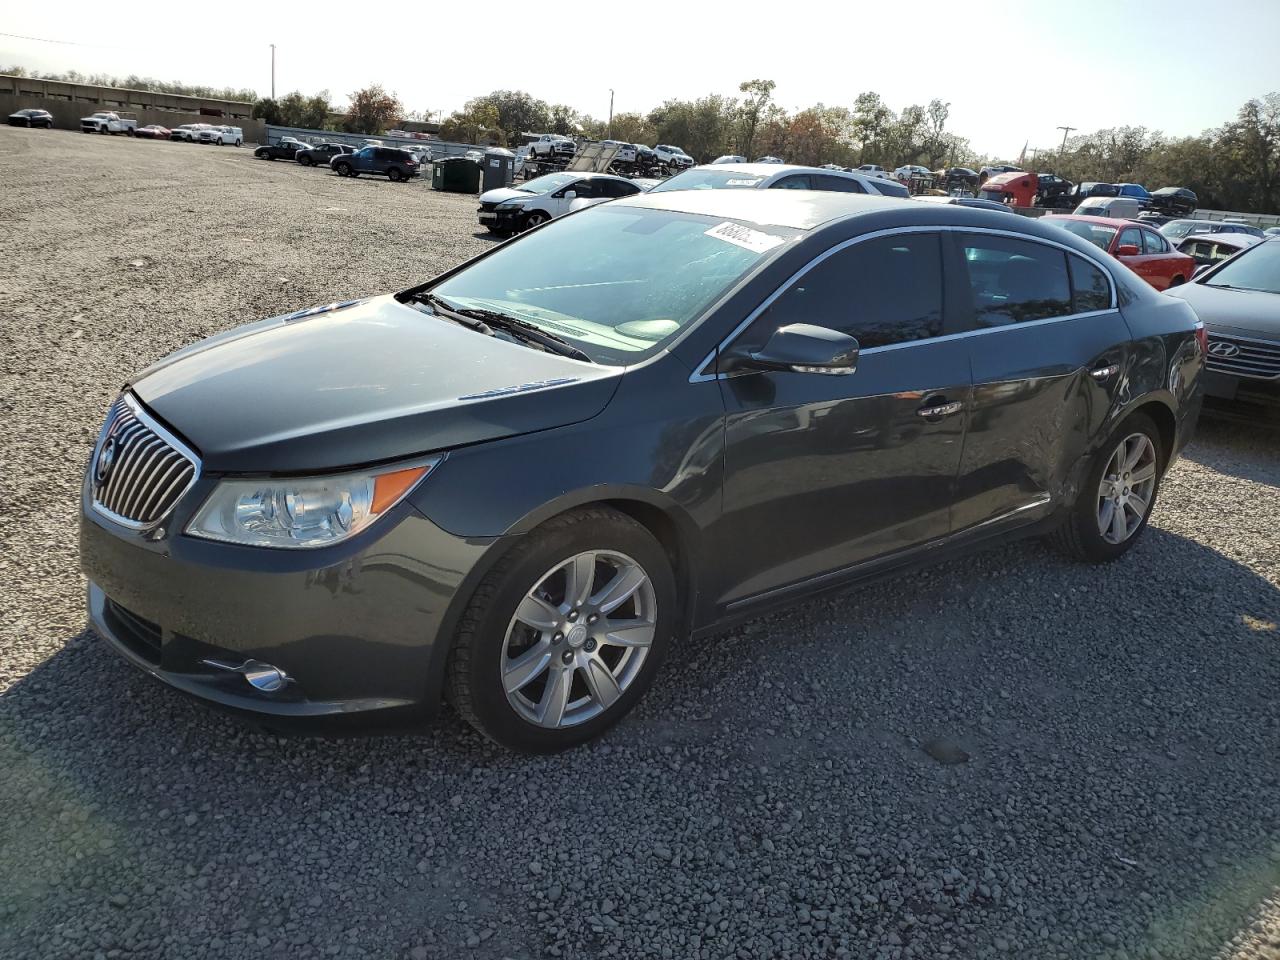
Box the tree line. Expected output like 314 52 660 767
6 62 1277 212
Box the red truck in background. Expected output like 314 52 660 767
976 171 1039 207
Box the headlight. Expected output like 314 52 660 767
495 202 524 211
186 457 442 549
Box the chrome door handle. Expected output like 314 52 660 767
917 401 963 418
1090 364 1120 380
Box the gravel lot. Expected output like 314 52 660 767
2 127 1279 960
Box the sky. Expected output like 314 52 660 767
4 0 1280 158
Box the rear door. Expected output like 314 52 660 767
1116 225 1153 284
713 231 971 607
1139 227 1181 289
950 232 1128 532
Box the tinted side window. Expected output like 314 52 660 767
772 175 812 190
1142 230 1167 254
1118 227 1143 251
1068 255 1112 313
959 235 1072 327
758 234 943 347
815 175 865 194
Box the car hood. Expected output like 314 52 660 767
1167 282 1280 338
479 187 536 205
129 295 621 473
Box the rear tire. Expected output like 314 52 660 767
447 507 675 753
388 167 404 182
1051 411 1164 563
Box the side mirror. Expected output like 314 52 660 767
1115 244 1141 257
562 190 577 200
726 323 859 375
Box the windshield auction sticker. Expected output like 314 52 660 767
705 221 786 254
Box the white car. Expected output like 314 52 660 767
647 162 911 199
196 125 243 146
654 144 694 169
169 124 198 142
476 172 643 235
712 155 747 165
399 144 433 163
600 140 637 163
855 163 894 180
80 111 137 135
528 134 576 161
893 164 932 181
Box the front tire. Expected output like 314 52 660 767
524 210 550 230
447 507 675 753
1052 412 1164 562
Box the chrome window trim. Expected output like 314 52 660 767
689 224 1120 383
90 392 202 532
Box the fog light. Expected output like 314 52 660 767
201 658 291 693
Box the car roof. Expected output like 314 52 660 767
1179 232 1257 248
688 162 870 180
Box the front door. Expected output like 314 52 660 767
949 232 1130 532
712 231 971 608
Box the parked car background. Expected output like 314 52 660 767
134 124 171 140
649 162 910 198
1175 232 1262 269
80 111 136 135
1045 214 1196 290
331 145 420 182
254 137 308 161
1161 219 1266 241
295 142 355 167
7 108 53 128
1168 237 1280 421
477 172 642 234
1149 186 1198 216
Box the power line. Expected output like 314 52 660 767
0 30 120 48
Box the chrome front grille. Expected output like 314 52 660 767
1206 334 1280 380
91 395 199 528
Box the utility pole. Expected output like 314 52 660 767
607 89 614 140
270 44 276 100
1056 125 1076 158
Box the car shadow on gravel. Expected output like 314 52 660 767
1186 417 1280 490
2 527 1278 959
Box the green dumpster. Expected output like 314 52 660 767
432 157 482 193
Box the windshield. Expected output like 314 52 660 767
649 170 765 193
1202 240 1280 293
1050 219 1118 251
1161 221 1206 239
518 173 578 195
427 206 794 364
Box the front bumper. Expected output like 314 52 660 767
81 487 503 728
477 206 524 230
1201 370 1280 422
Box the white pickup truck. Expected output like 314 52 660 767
527 134 576 161
80 111 138 135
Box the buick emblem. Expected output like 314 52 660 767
1208 341 1240 358
95 437 117 483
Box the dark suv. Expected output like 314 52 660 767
80 191 1204 753
296 142 355 167
331 146 420 182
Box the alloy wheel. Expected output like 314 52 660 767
1096 433 1158 544
501 550 657 729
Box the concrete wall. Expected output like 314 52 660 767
1 75 265 142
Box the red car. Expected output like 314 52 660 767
135 125 171 140
1044 215 1195 290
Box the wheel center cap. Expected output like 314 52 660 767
566 624 588 648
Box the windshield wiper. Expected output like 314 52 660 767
413 293 593 363
451 306 593 362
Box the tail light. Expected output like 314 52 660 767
1194 322 1208 357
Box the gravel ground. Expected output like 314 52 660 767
1 126 1279 960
